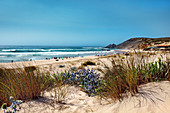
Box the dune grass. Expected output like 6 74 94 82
98 55 170 101
0 66 67 106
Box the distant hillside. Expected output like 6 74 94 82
105 44 116 48
106 37 170 49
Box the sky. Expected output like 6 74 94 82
0 0 170 46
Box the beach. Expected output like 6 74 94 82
0 50 169 73
0 51 170 113
1 0 170 112
17 81 170 113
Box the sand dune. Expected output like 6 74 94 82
13 81 170 113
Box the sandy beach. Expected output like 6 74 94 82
0 50 169 73
16 81 170 113
0 51 170 113
1 0 170 112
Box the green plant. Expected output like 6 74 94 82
82 61 95 66
121 56 125 59
53 85 68 104
24 66 36 73
63 69 101 97
97 62 100 65
140 58 170 82
113 55 117 58
98 55 170 101
1 96 22 113
52 73 68 103
0 67 59 106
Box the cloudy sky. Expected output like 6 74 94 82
0 0 170 46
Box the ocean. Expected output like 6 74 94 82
0 46 117 63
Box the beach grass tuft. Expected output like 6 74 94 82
0 67 68 106
98 54 170 101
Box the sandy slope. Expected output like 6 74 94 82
10 81 170 113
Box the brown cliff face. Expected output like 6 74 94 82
114 38 148 49
105 44 116 48
106 37 170 49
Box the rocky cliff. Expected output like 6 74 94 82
106 37 170 49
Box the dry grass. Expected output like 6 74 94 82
98 54 170 101
0 66 68 106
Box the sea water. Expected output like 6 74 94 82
0 46 119 63
0 46 118 62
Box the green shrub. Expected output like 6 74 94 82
113 55 117 58
24 66 36 73
121 56 125 59
82 61 95 66
97 62 100 65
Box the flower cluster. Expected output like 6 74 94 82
63 68 101 96
1 96 22 113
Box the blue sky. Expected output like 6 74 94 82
0 0 170 46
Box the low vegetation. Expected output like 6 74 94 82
82 61 95 66
64 69 101 96
98 56 170 101
0 66 67 106
0 53 170 110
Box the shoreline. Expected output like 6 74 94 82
0 49 127 68
0 47 116 63
0 50 169 74
0 49 168 65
